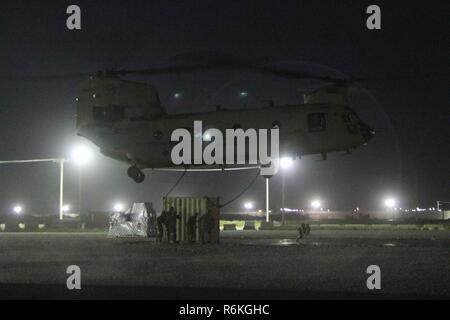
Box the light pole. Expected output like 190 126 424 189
78 167 82 215
265 178 270 222
1 145 93 220
280 157 294 225
71 146 92 216
384 198 396 223
59 159 64 219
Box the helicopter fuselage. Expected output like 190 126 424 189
76 76 374 181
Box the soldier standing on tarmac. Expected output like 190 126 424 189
199 210 215 244
187 213 198 243
305 223 311 236
156 211 167 243
166 206 180 243
296 225 304 242
301 223 307 235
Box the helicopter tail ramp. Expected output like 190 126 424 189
162 197 220 244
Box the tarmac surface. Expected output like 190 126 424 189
0 230 448 299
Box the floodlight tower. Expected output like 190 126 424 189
280 157 294 225
384 198 397 223
70 146 92 215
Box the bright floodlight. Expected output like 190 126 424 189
384 198 396 208
311 200 321 209
280 157 294 170
71 146 92 166
113 203 124 212
13 205 23 214
244 202 254 210
62 204 70 213
203 130 212 141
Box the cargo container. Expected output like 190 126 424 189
162 197 220 243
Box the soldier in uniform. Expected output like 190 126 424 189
301 223 307 235
305 223 311 236
145 202 156 238
156 211 168 243
296 225 304 242
198 210 215 244
187 213 198 243
166 206 180 243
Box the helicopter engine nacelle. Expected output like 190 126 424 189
303 84 350 106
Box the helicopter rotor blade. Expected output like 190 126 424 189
116 62 352 84
1 72 92 82
250 65 352 83
2 59 363 85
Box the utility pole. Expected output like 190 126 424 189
265 178 270 222
78 166 82 215
281 172 286 225
59 159 64 220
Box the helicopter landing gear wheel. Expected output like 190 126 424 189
127 166 145 183
134 172 145 183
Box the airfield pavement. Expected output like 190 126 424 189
0 230 448 299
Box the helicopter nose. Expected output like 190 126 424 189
360 123 375 142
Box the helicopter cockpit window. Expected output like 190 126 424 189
342 112 360 134
93 105 125 122
308 113 326 132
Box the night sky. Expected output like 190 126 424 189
0 0 448 214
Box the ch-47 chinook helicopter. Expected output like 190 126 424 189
75 63 374 182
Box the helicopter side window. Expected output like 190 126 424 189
93 105 125 122
308 113 326 132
